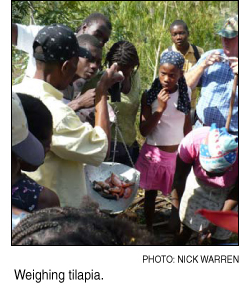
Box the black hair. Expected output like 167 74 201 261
105 41 140 70
16 93 53 141
77 34 102 49
170 20 189 33
12 206 156 245
76 12 112 33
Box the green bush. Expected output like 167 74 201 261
12 1 238 89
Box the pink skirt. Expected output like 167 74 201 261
135 143 177 195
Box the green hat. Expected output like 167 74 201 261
217 15 238 39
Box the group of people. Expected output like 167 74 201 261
12 12 238 245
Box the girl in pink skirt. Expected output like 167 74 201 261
135 51 192 230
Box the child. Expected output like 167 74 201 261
105 41 141 166
161 20 204 111
12 93 60 213
12 92 43 228
72 40 141 166
135 51 192 230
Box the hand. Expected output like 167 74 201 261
76 89 96 108
198 223 217 245
230 58 238 75
157 88 170 112
68 89 96 111
97 63 124 93
200 51 222 69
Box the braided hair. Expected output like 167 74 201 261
105 41 140 71
12 206 156 245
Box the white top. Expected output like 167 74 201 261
146 88 191 146
16 24 44 78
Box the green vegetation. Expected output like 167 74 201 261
12 1 238 89
12 1 238 146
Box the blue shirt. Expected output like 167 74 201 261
193 49 238 134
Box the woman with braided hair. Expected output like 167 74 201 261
12 205 156 245
105 41 141 167
135 51 192 231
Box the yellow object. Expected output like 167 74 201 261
13 78 108 207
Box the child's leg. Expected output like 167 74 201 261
144 190 157 231
173 222 193 245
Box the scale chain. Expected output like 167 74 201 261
112 106 135 169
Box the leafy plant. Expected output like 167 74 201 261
12 1 238 92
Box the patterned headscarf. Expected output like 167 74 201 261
199 123 238 173
146 51 191 115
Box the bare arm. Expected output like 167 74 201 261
139 89 169 137
68 89 96 111
37 187 60 209
169 155 192 232
171 155 192 206
185 51 222 90
221 177 238 211
12 23 18 45
183 113 192 136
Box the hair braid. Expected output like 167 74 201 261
12 207 156 245
12 221 58 245
105 41 140 70
12 207 65 241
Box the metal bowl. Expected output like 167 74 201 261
85 162 140 214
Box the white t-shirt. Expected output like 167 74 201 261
146 88 191 146
16 24 44 78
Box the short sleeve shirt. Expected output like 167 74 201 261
13 78 108 207
178 127 238 188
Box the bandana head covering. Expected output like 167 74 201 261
146 51 191 114
160 51 185 69
199 123 238 173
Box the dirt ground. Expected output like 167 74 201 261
119 190 238 246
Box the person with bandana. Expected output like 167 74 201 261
135 51 192 231
170 123 238 245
